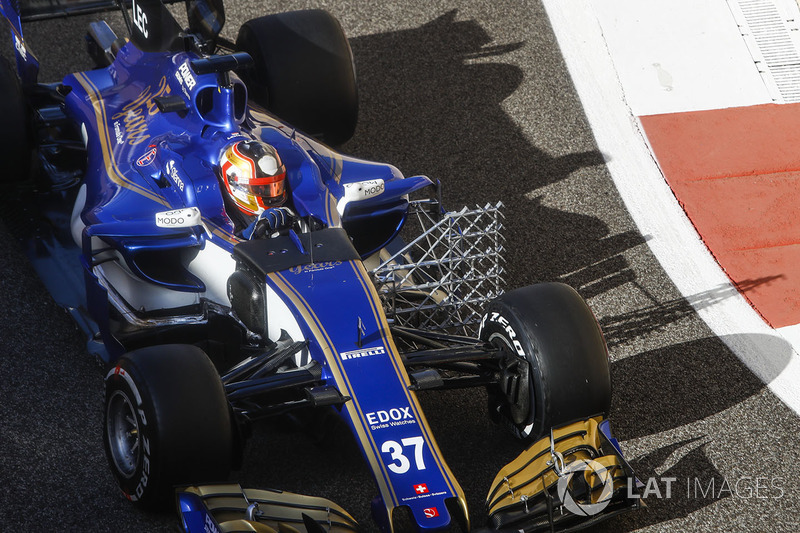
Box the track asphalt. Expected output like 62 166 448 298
1 1 799 532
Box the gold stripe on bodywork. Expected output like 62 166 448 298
267 270 399 516
76 73 243 248
326 191 342 228
329 150 344 184
202 216 239 245
348 261 470 529
73 72 168 207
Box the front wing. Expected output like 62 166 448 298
177 418 641 533
177 484 359 533
484 417 642 532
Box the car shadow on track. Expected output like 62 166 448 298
597 331 793 531
344 10 640 294
594 436 733 533
611 333 791 441
600 277 784 347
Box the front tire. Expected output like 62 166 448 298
236 9 358 145
479 283 611 440
103 345 233 507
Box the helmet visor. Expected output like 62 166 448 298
251 179 285 206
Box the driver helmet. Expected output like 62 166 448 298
220 140 286 215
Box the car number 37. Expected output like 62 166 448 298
381 437 426 474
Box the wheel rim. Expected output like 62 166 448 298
106 390 141 479
488 332 533 427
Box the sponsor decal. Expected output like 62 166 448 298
136 147 157 167
155 207 201 228
111 76 171 146
165 160 185 191
399 490 448 503
106 366 151 501
423 507 439 519
362 180 385 197
365 407 417 430
414 483 429 494
480 312 525 357
344 179 385 200
177 62 196 92
289 261 342 274
204 513 220 533
113 121 124 145
132 0 148 38
135 435 151 499
337 179 386 215
13 34 26 61
339 345 385 361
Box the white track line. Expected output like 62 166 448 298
542 0 800 414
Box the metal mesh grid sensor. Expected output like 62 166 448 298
370 201 505 336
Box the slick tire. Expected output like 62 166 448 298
479 283 611 441
0 58 30 182
236 9 358 145
103 345 233 508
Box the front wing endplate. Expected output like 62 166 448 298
486 417 642 532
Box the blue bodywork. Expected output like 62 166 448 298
2 2 465 530
0 2 642 531
0 0 39 84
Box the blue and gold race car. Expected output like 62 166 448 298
0 0 642 530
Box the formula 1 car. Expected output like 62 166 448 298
0 0 642 531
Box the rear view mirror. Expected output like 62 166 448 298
186 0 225 42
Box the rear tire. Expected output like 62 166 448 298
236 9 358 145
103 344 233 508
479 283 611 440
0 58 30 182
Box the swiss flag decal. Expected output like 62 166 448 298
413 483 429 494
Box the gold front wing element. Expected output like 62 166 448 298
486 417 642 532
179 483 359 533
